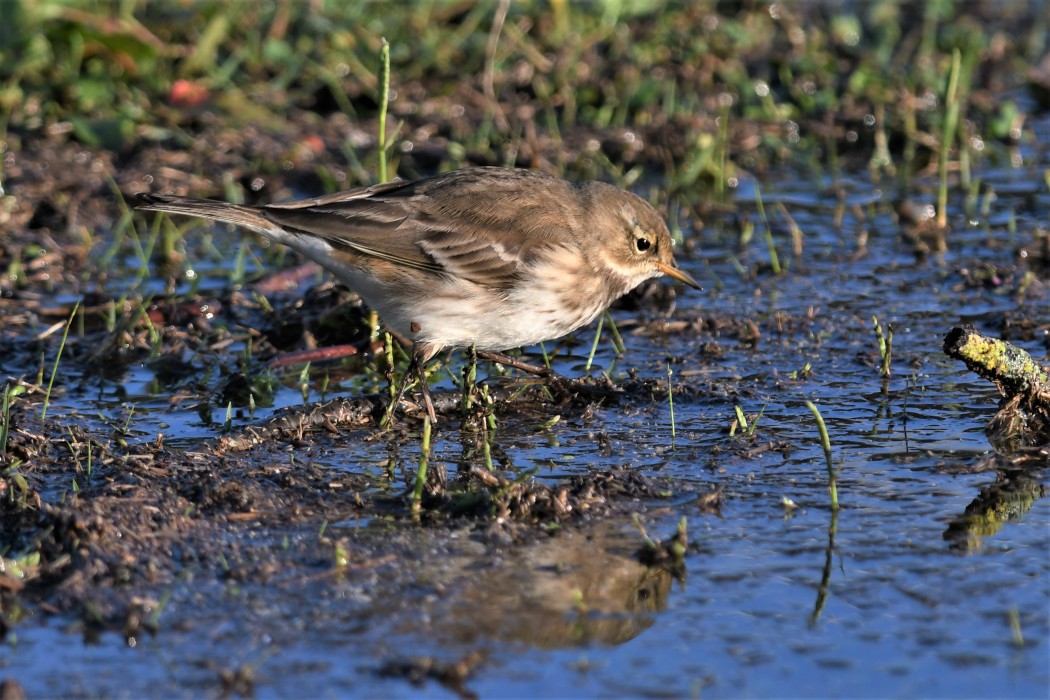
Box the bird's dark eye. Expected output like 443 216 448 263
635 237 651 252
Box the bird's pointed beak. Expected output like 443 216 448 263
656 261 701 290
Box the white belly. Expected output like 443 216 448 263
266 230 612 353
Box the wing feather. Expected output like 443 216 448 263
256 168 582 288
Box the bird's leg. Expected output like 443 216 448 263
379 330 441 426
383 354 438 425
380 358 407 430
415 358 438 424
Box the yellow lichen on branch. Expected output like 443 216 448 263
944 326 1050 399
943 325 1050 450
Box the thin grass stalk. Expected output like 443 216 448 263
377 38 391 183
585 314 605 371
809 508 839 628
380 333 400 428
384 332 396 401
605 313 625 354
0 384 22 458
41 302 80 423
298 362 311 403
754 184 781 275
776 202 804 259
482 384 496 432
231 240 248 287
717 101 729 195
805 400 837 510
320 370 330 401
957 51 978 194
1008 605 1024 648
0 390 9 457
881 326 893 378
872 316 893 378
900 89 918 187
666 362 676 442
463 344 477 413
0 96 11 190
538 341 551 369
937 49 962 229
732 405 749 437
482 0 510 133
482 426 494 471
411 417 432 514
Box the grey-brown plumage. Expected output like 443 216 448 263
137 166 699 421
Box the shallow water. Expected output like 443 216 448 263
6 122 1050 698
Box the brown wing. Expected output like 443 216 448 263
258 168 582 288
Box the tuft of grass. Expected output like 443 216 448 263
730 403 766 438
805 400 838 510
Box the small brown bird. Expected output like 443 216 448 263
137 167 699 422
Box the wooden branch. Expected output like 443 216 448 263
943 325 1050 450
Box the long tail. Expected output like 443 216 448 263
136 193 275 234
